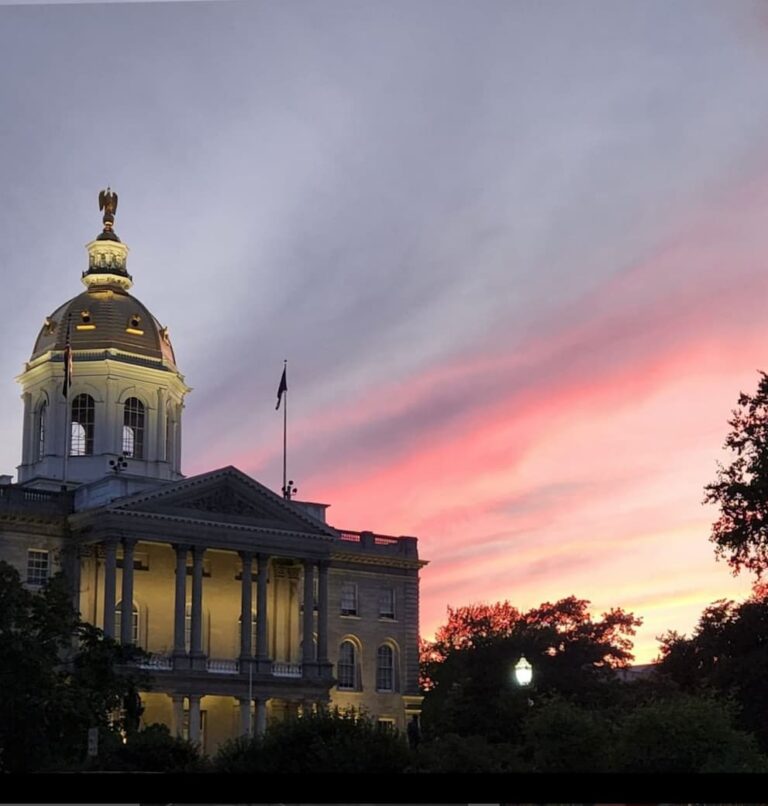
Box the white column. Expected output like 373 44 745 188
171 695 184 737
255 698 268 736
302 560 315 668
174 402 183 472
239 551 253 660
190 546 205 666
173 543 188 661
120 539 136 645
256 553 270 668
20 392 32 466
103 538 118 638
188 694 201 744
318 560 329 665
239 697 252 737
154 386 166 463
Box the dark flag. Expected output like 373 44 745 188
62 318 73 399
276 365 287 410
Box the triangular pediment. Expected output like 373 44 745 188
107 466 336 537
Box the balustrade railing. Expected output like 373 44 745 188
272 661 302 678
137 653 172 670
335 529 416 556
0 485 72 514
207 658 239 674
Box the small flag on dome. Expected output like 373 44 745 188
62 316 73 399
276 364 287 410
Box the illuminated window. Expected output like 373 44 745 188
70 394 95 456
36 401 47 460
115 601 139 645
340 582 358 616
378 587 395 619
122 397 145 459
337 640 358 690
26 549 49 586
376 644 395 691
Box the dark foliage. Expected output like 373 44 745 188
657 584 768 752
214 708 411 773
611 693 768 773
420 596 641 743
0 560 149 772
86 723 207 772
705 371 768 576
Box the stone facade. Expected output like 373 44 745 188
0 201 426 755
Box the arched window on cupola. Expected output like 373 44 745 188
36 400 47 460
122 397 145 459
70 394 94 456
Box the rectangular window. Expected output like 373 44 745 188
340 582 358 616
27 549 49 586
378 587 395 619
377 718 396 731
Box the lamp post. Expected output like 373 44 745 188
513 655 533 687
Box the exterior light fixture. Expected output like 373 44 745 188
514 655 533 687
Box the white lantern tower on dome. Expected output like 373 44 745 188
16 189 190 490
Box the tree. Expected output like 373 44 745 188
611 693 768 773
87 723 207 772
0 560 149 772
520 696 614 773
214 708 411 773
408 733 527 773
420 597 641 743
704 371 768 576
657 584 768 752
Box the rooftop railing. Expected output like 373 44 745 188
335 529 418 557
0 485 73 515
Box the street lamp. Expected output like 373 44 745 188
514 655 533 687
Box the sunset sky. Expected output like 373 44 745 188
2 0 768 662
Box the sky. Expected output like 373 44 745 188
1 0 767 663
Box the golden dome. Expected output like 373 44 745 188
32 285 176 367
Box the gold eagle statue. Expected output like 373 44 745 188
98 187 118 228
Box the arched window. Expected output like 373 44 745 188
36 401 47 460
122 397 145 459
70 394 94 456
337 640 358 690
376 644 395 692
114 601 139 645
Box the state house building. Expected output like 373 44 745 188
0 193 425 754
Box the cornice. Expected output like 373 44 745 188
76 506 336 543
330 550 427 570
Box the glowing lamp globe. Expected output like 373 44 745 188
514 655 533 687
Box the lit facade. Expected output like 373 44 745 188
0 198 425 754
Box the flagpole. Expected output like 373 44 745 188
282 359 287 499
